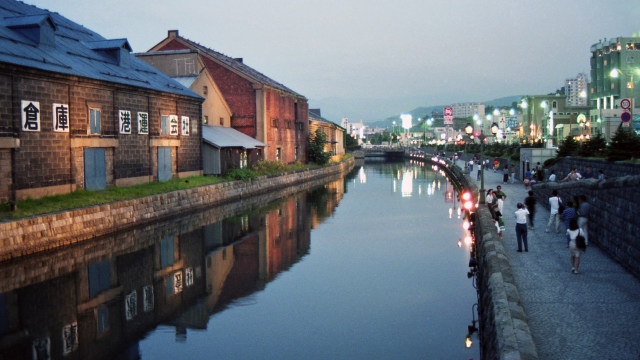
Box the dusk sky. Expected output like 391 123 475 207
27 0 640 122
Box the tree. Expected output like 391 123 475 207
308 128 332 165
578 133 606 157
556 135 579 157
607 127 640 161
344 132 360 151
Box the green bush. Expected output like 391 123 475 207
250 160 287 175
223 168 256 181
308 129 333 165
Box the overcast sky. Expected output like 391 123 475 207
27 0 640 122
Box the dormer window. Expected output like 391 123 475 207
86 39 133 67
4 14 57 47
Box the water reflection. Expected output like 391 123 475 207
0 178 344 360
0 161 479 360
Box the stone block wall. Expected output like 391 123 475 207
441 159 539 360
532 174 640 279
0 157 355 262
550 157 640 180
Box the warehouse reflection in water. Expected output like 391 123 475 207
0 177 346 360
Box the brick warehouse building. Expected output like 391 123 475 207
0 1 203 203
145 30 309 164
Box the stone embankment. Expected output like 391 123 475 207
0 158 355 261
422 154 539 360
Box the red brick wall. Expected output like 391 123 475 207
153 39 308 164
266 90 308 163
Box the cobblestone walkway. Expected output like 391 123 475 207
459 160 640 360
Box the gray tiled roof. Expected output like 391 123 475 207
0 0 201 99
309 113 345 130
172 35 305 99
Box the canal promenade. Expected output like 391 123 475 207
458 160 640 360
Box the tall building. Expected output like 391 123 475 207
451 103 485 119
589 36 640 140
565 73 588 107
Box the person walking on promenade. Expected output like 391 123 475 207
546 190 562 233
510 165 516 184
567 218 586 274
495 185 507 213
562 201 577 246
524 190 536 229
515 203 530 252
486 189 497 218
577 195 591 245
503 165 509 184
548 170 556 182
476 160 482 181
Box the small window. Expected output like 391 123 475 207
97 306 109 335
159 237 174 269
203 115 208 125
89 108 101 134
240 150 247 169
276 148 281 161
272 119 279 128
161 115 169 135
88 260 110 298
203 86 208 96
220 117 224 126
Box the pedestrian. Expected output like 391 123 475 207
476 160 482 181
524 190 536 229
545 190 562 233
582 166 594 179
577 195 590 245
567 218 586 274
494 211 504 239
561 168 581 182
598 169 607 180
495 185 507 213
486 189 497 218
515 203 530 252
503 165 509 184
536 162 544 182
562 200 577 246
548 170 556 182
510 165 516 184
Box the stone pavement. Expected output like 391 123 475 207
458 160 640 360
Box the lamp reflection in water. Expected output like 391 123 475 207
465 303 479 349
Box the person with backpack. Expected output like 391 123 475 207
567 218 586 274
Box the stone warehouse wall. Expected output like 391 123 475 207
531 174 640 279
0 157 354 261
436 158 539 360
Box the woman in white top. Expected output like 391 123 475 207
567 218 585 274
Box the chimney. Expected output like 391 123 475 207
168 30 179 38
234 58 243 63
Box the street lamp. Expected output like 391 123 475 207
464 122 473 155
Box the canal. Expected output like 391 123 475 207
0 160 479 360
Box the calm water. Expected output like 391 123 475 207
0 160 479 360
